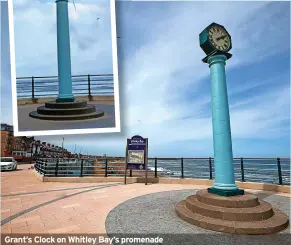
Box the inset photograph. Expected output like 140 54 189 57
10 0 120 136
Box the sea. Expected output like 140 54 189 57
20 76 290 186
40 158 290 186
16 75 114 98
146 158 290 186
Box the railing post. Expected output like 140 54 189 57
32 76 35 99
88 75 91 96
240 157 245 182
130 169 132 177
154 157 157 178
43 161 46 176
55 159 59 176
209 157 213 180
80 159 84 177
181 157 184 178
105 158 108 177
34 160 38 172
277 158 283 185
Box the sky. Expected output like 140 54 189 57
1 1 290 158
1 0 12 124
13 0 113 77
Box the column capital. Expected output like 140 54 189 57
202 51 232 63
207 55 227 67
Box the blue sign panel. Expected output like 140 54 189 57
126 135 148 170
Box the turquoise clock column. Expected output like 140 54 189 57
28 0 105 121
175 23 288 234
207 54 244 196
55 0 74 102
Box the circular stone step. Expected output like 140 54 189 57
45 100 88 109
37 105 96 115
185 195 274 221
176 200 289 235
196 189 259 208
29 109 104 121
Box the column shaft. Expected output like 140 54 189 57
208 55 238 192
56 0 74 102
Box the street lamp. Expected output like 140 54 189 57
35 140 41 161
30 140 35 164
79 147 82 159
62 137 64 159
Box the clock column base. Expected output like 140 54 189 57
202 51 232 63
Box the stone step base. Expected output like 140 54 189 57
29 100 105 121
29 110 104 121
37 105 96 115
196 189 259 208
176 200 289 234
45 100 88 109
186 195 273 221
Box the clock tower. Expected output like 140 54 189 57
175 22 289 235
199 22 232 63
199 22 244 196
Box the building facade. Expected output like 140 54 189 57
1 123 72 160
1 124 14 157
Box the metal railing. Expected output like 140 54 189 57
16 74 114 99
34 157 290 186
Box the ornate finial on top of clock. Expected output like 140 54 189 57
199 22 232 63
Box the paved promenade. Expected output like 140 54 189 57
17 102 115 131
1 164 290 244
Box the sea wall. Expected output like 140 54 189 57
33 170 290 194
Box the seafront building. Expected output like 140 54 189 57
1 123 34 160
0 123 72 161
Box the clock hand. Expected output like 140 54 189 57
216 35 227 41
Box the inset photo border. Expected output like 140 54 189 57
8 0 120 136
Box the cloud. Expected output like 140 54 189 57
97 1 289 152
12 0 113 76
6 1 291 157
1 0 13 124
118 1 289 124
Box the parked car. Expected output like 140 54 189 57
0 157 18 171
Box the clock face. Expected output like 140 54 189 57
208 25 231 52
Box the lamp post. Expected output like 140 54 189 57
30 140 35 164
35 141 40 161
62 137 64 159
79 147 82 159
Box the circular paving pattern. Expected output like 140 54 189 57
106 189 290 245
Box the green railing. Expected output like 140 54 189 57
16 74 114 99
34 157 290 186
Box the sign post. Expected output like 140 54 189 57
124 135 148 185
124 144 128 185
145 139 148 185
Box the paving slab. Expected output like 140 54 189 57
1 164 290 245
106 190 290 245
17 102 116 131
